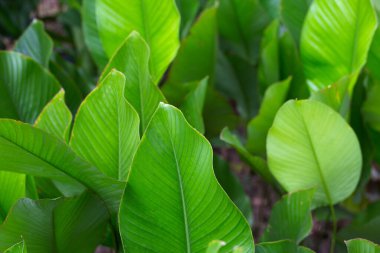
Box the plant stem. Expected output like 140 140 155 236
329 204 337 253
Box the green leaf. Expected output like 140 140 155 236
179 78 208 134
119 103 254 252
70 70 140 181
301 0 378 92
0 51 61 123
261 189 314 243
165 6 217 86
4 241 27 253
0 192 108 253
0 172 25 222
267 100 362 206
247 78 291 156
175 0 200 37
346 239 380 253
214 155 253 225
258 20 280 91
0 119 125 216
99 32 165 133
13 20 52 67
367 28 380 80
206 240 226 253
82 0 108 68
256 240 315 253
259 0 280 19
221 127 275 184
34 90 72 142
280 0 312 45
95 0 180 83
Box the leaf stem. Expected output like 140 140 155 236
329 204 337 253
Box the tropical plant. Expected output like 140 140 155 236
0 0 380 252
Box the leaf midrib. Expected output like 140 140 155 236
297 106 333 205
168 133 191 252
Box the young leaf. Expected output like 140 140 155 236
247 78 291 156
346 239 380 253
0 52 60 123
13 20 52 67
301 0 378 92
221 127 275 184
179 78 208 134
0 192 108 253
206 240 226 253
70 70 140 181
261 189 314 243
267 100 362 206
99 32 165 133
0 119 125 215
95 0 180 83
34 90 72 142
119 103 254 252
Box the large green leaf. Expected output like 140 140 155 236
13 20 52 67
346 239 380 253
280 0 312 45
301 0 377 92
119 103 254 252
261 189 314 243
70 70 140 181
247 78 290 156
0 52 60 123
267 100 362 206
34 90 72 142
99 32 165 133
221 127 275 184
0 172 25 222
95 0 180 83
0 119 125 215
0 192 108 253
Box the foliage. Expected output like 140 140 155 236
0 0 379 252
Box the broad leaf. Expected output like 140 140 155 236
95 0 180 83
119 103 254 252
175 0 200 37
247 78 291 156
0 51 60 123
0 119 125 215
13 20 52 67
0 192 108 253
100 32 165 133
346 239 380 253
267 100 362 206
261 189 314 243
34 90 72 142
71 70 139 181
221 127 275 184
301 0 377 92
